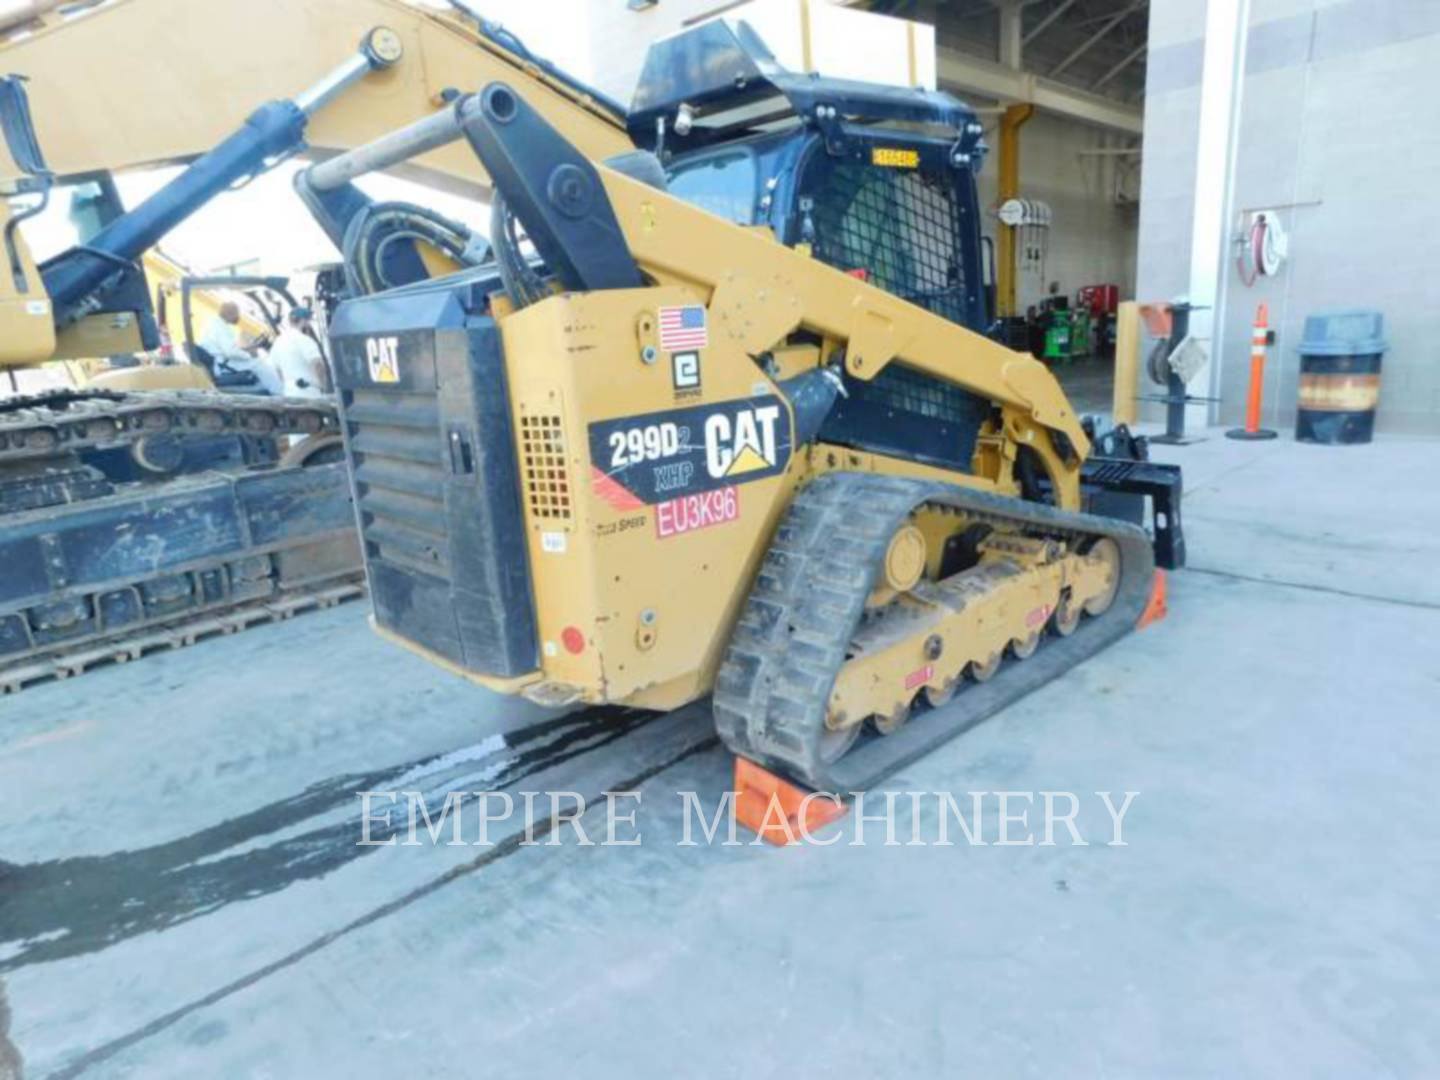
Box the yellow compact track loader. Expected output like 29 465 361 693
306 15 1186 788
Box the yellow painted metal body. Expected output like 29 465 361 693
408 164 1092 714
0 201 55 365
498 285 803 710
995 103 1033 318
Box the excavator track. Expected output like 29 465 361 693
1 576 365 695
0 460 366 696
0 387 363 697
713 472 1156 791
0 389 339 463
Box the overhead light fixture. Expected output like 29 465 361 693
627 0 658 10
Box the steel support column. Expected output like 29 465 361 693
997 102 1033 318
1189 0 1252 429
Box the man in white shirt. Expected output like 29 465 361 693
198 301 280 394
268 307 329 398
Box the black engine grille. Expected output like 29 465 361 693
329 305 538 680
345 387 450 582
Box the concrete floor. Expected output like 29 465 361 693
3 430 1438 1078
1054 355 1117 416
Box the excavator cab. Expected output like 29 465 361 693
172 274 301 394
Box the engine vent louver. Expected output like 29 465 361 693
519 414 572 523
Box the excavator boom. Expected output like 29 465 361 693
0 0 629 193
0 0 635 369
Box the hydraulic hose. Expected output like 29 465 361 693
341 201 487 296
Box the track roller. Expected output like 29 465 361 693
713 472 1157 788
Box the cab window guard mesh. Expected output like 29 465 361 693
803 157 966 325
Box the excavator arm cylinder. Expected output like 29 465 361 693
40 37 397 328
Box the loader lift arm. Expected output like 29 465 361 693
350 81 1092 507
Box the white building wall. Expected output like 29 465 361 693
1139 0 1440 435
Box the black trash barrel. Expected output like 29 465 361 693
1295 310 1386 444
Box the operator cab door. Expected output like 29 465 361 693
666 132 995 476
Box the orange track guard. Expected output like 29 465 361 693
733 757 848 846
1137 569 1169 630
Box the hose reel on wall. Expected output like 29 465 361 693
1235 209 1288 287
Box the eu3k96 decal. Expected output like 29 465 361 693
587 396 792 507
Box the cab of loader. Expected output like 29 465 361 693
624 18 1002 477
629 16 994 335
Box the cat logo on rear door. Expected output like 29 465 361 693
366 336 400 384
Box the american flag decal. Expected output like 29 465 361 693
658 305 708 351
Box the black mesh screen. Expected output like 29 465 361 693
820 362 991 474
850 362 987 427
802 158 967 324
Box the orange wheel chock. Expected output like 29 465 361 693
1137 568 1169 630
733 757 848 846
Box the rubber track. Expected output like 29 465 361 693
713 472 1156 790
0 390 339 464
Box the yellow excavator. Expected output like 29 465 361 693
16 250 283 395
0 0 628 689
2 0 1182 790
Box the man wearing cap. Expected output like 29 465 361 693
269 307 330 399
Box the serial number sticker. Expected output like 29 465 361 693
656 486 739 539
905 664 934 691
1026 604 1052 629
541 531 568 554
872 147 920 169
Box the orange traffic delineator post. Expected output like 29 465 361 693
733 757 848 846
1227 303 1280 440
1136 569 1169 630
